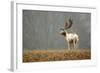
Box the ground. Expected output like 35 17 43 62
23 49 91 62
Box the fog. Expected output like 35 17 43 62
23 10 91 50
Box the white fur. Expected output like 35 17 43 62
60 30 79 50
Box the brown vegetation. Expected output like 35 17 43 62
23 49 91 62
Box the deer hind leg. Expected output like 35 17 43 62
69 39 74 49
72 39 74 49
74 39 78 49
76 40 79 49
74 39 76 49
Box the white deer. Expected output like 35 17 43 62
59 19 79 50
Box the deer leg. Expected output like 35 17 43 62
68 42 70 50
76 40 79 49
70 42 72 50
71 40 74 49
74 40 76 49
75 42 77 49
72 40 74 49
70 43 72 49
74 39 77 49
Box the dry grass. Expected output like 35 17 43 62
23 49 91 62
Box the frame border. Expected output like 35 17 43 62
11 1 97 71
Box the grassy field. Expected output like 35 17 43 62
23 49 91 62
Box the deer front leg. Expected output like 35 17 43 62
73 40 76 49
68 42 70 50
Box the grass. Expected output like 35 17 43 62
23 49 91 62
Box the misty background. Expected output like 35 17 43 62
23 10 91 50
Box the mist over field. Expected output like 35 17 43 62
23 10 91 50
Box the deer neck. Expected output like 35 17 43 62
65 30 68 35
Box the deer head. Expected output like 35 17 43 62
59 28 66 37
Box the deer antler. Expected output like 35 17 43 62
64 18 73 29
